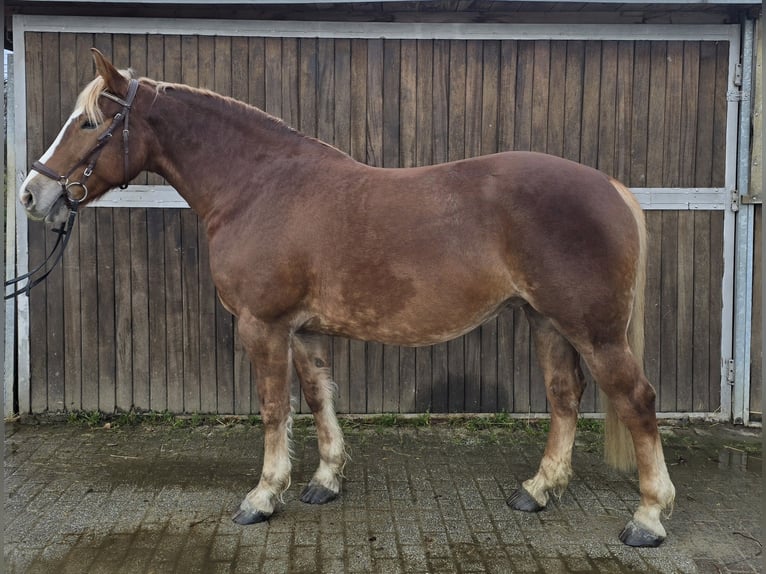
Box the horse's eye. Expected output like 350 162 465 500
81 120 98 130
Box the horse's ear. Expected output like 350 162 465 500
91 48 129 96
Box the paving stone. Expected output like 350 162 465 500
4 422 762 573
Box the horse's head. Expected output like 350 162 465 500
19 49 151 223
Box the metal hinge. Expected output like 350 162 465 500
728 64 751 102
741 193 763 205
730 189 740 212
726 359 736 385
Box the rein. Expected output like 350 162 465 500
4 79 140 301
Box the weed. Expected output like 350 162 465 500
66 410 102 427
375 413 399 427
576 418 604 433
115 410 140 427
413 412 431 427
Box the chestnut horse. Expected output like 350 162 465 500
19 50 675 547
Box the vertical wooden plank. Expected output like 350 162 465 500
580 41 601 170
464 40 483 412
61 33 83 412
512 41 534 413
750 207 762 417
264 37 282 118
348 38 368 413
497 40 517 153
514 40 534 152
43 33 65 413
329 39 351 414
248 37 265 109
415 39 434 413
333 38 350 154
530 39 552 414
676 42 701 412
615 41 634 183
26 32 44 411
96 204 116 413
708 43 729 410
164 206 185 412
93 34 117 414
180 35 201 414
563 40 584 164
282 38 299 128
143 35 167 413
692 211 712 411
214 36 234 414
497 40 517 412
399 39 417 413
317 38 336 146
480 40 500 413
663 42 683 187
181 207 202 414
128 34 150 411
147 206 167 412
597 41 617 177
365 38 384 413
232 44 251 440
447 40 466 413
112 34 133 412
546 40 566 158
299 37 318 137
366 39 385 167
642 43 667 405
624 40 651 412
659 214 679 413
690 42 717 412
431 39 449 412
196 35 218 413
709 213 724 412
382 39 401 412
297 37 319 414
160 37 185 414
630 41 650 188
658 41 683 412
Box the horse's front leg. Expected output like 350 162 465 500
233 318 293 525
292 334 347 504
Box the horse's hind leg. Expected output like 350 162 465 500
293 334 346 504
508 308 585 512
233 318 293 525
584 343 675 546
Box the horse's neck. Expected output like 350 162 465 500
147 89 339 222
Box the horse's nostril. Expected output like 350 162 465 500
20 190 34 209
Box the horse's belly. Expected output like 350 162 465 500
303 293 520 347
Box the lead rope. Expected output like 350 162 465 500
4 200 80 300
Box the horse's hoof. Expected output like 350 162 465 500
619 520 665 547
506 487 544 512
299 481 338 505
232 507 270 525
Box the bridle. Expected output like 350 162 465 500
4 78 140 300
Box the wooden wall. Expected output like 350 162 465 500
23 31 730 415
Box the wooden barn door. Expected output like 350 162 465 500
16 24 736 417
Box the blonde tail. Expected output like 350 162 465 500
602 178 646 472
